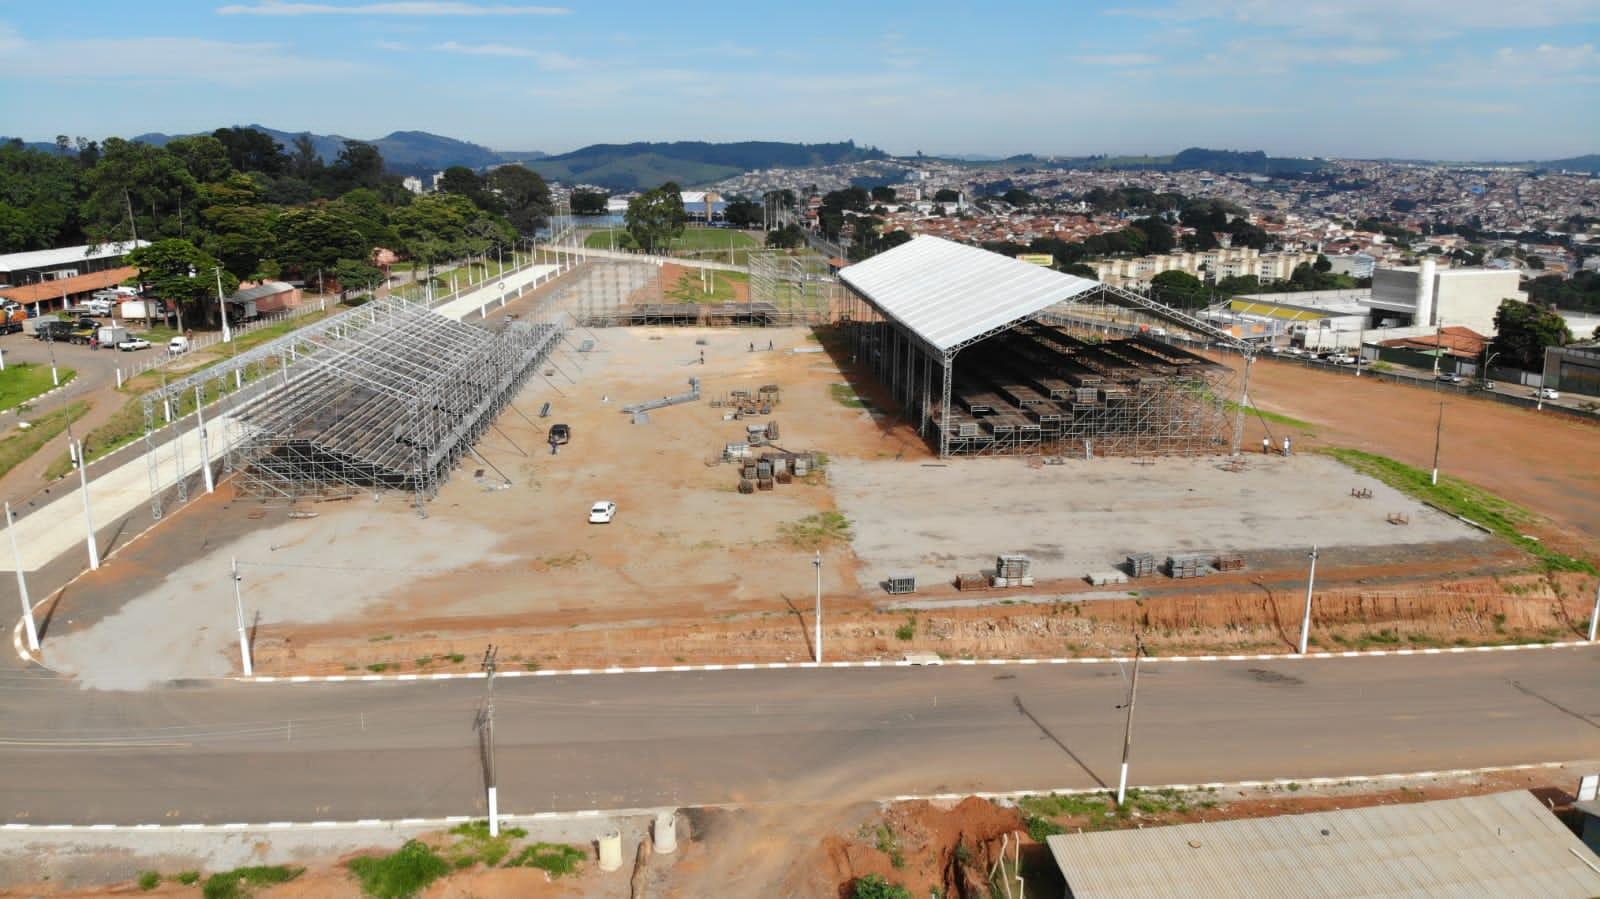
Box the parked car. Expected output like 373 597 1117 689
1329 353 1357 365
1482 381 1496 391
1436 372 1462 383
116 337 151 352
167 335 191 355
588 500 617 524
1536 387 1560 400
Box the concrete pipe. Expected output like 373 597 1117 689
654 810 677 854
598 829 623 872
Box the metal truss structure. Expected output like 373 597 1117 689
142 297 563 517
748 251 837 325
841 281 1253 459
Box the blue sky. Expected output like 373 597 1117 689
2 1 1597 159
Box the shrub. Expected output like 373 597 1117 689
852 874 912 899
201 865 302 899
138 871 160 890
508 842 585 877
348 840 450 899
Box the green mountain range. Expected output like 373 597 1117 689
526 140 887 190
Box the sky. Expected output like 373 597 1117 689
1 1 1598 160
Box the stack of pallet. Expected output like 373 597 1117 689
1126 553 1157 578
956 572 990 591
1214 552 1246 572
886 574 916 595
1167 553 1209 579
994 554 1034 588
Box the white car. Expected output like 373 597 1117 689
588 500 617 524
1536 387 1559 400
116 337 151 352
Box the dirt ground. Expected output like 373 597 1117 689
1236 356 1600 551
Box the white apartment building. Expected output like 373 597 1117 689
1091 247 1318 288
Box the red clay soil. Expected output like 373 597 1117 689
1235 357 1600 548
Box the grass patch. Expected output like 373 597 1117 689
853 874 912 899
176 871 200 885
873 825 906 869
778 511 852 550
507 842 584 877
0 364 73 409
894 616 917 641
0 399 90 480
446 819 528 868
1320 447 1594 573
200 865 302 899
663 268 748 303
829 382 867 408
138 870 160 890
366 663 389 673
348 840 450 899
1226 400 1315 432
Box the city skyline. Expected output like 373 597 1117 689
1 1 1598 161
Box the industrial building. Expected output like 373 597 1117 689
0 241 149 312
1366 259 1525 334
1546 341 1600 397
141 297 563 516
1046 790 1600 898
839 237 1248 459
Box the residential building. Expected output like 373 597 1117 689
1092 248 1318 288
1325 252 1375 279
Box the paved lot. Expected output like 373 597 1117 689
830 454 1480 587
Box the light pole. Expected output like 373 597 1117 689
6 502 38 652
215 267 231 343
1537 349 1551 411
1483 351 1500 389
1430 398 1445 486
70 435 99 570
1115 635 1144 808
1588 580 1599 642
1298 546 1318 654
813 550 823 664
232 557 252 676
194 386 214 495
479 645 499 836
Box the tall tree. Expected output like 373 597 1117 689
624 183 687 253
81 138 196 243
722 195 762 228
126 238 239 331
486 164 552 234
327 140 385 193
211 127 288 175
1150 270 1208 309
1490 301 1571 370
569 189 608 215
166 135 234 184
274 205 371 279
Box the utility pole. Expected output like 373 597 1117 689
69 433 99 571
1115 636 1144 807
480 645 500 836
6 502 38 652
1298 546 1319 654
1588 580 1599 643
215 267 231 343
232 557 252 676
194 386 214 494
813 550 823 664
1430 399 1445 486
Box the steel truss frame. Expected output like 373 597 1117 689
141 297 563 518
841 281 1253 459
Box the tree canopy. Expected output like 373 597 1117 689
1491 300 1571 370
624 183 688 253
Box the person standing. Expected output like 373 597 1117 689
1262 436 1270 455
1282 436 1292 456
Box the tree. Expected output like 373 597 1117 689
486 165 551 234
0 141 84 251
1490 300 1571 370
126 238 239 331
933 188 960 203
1150 270 1207 309
165 135 233 184
211 127 288 176
81 138 197 243
1062 262 1097 279
1130 217 1176 254
289 134 323 181
869 185 896 203
202 203 277 281
390 193 482 275
722 195 762 228
275 205 372 279
766 224 804 248
1001 187 1035 207
332 257 383 299
624 183 687 253
569 189 608 215
327 140 385 193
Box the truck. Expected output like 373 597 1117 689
119 298 167 324
97 325 130 348
0 307 25 335
32 320 75 342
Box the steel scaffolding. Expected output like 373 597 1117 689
749 250 836 324
841 281 1252 459
142 297 563 517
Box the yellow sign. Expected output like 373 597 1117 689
1017 254 1054 267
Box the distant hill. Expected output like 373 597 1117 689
528 140 887 190
130 125 505 176
1166 148 1326 174
1538 153 1600 173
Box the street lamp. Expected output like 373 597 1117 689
812 551 823 664
1482 351 1500 389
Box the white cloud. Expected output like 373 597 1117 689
434 40 580 68
219 2 569 16
0 31 359 84
1490 42 1600 76
1071 53 1160 66
1111 0 1600 40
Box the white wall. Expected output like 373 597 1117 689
1434 270 1525 335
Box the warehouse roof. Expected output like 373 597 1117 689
0 241 148 276
229 281 295 304
1045 790 1600 898
838 236 1099 354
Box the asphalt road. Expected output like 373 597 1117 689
1 648 1596 825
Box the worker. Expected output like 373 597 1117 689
1282 436 1292 456
1262 436 1270 455
749 341 754 352
768 339 774 351
699 350 705 365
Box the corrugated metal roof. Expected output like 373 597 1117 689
0 241 149 276
229 282 295 303
1045 791 1600 898
838 236 1099 354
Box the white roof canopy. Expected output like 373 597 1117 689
839 236 1099 355
0 241 148 276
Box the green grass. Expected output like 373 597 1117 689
200 865 303 899
1021 788 1193 832
348 840 451 899
138 870 160 890
895 616 916 641
1320 447 1595 573
445 819 528 868
778 511 852 550
177 871 201 885
507 842 585 877
585 227 758 262
663 268 749 304
830 383 868 408
0 364 74 409
1 400 90 480
873 825 906 869
1225 399 1315 432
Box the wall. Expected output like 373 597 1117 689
1434 270 1524 335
